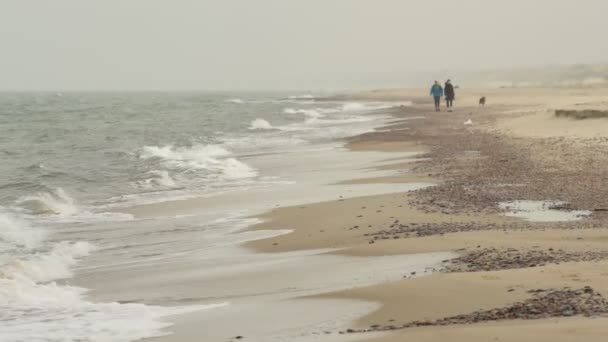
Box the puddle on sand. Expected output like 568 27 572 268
498 200 591 222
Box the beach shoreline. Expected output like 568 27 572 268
72 106 455 342
73 86 608 342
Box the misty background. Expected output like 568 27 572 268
1 0 607 91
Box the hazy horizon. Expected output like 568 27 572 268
2 0 607 91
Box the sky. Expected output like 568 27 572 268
1 0 607 91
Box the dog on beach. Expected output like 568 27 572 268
479 96 486 107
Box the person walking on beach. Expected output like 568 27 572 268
430 81 443 112
444 79 455 109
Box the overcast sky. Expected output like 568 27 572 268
1 0 607 91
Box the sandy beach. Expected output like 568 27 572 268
67 86 608 342
241 86 608 341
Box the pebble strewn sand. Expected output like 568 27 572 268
250 87 608 342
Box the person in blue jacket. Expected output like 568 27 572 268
430 81 443 112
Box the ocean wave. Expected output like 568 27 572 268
140 144 256 180
0 240 95 282
278 102 405 133
303 115 376 125
14 188 133 223
248 118 274 130
220 135 308 153
17 188 79 216
139 170 177 188
23 162 47 171
0 210 225 342
287 94 315 100
0 181 49 195
225 98 244 104
0 290 226 342
0 211 46 250
282 102 400 119
141 144 231 161
339 102 397 111
283 108 337 118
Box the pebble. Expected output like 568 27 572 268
341 287 608 334
442 247 608 273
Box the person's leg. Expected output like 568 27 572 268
434 96 440 111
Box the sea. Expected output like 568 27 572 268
0 92 414 342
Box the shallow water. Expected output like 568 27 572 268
498 200 591 222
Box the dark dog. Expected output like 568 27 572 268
479 96 486 107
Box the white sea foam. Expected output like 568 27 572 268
141 170 177 188
287 94 315 100
0 286 225 342
220 135 309 153
340 102 386 111
226 98 244 104
283 102 402 119
0 211 225 342
303 115 376 126
0 264 226 342
14 189 133 224
141 144 256 180
283 108 334 118
0 241 95 282
0 211 46 249
142 144 231 160
249 118 274 130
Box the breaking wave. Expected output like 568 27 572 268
0 210 225 342
140 144 256 180
17 188 79 216
225 98 244 104
249 118 274 130
287 94 316 100
283 108 335 119
283 102 402 119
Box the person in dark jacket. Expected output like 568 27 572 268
444 79 455 109
430 81 443 112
